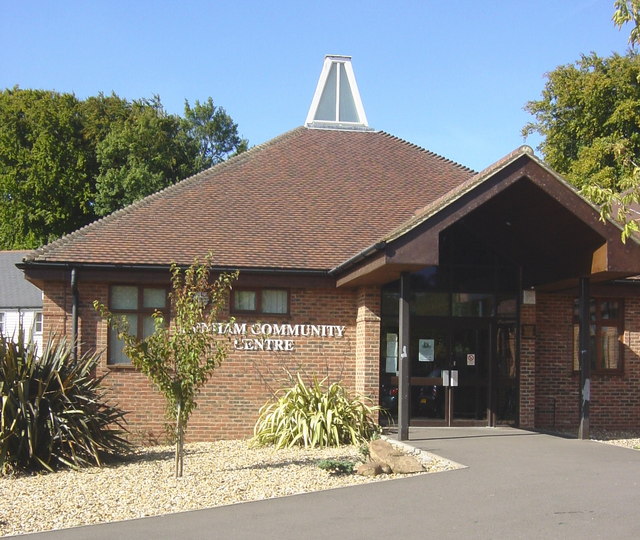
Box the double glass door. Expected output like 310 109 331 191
409 320 491 426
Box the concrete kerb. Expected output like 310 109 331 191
380 435 467 471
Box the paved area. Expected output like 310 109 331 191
18 427 640 539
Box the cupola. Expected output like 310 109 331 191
305 55 372 131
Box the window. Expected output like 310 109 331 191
231 289 288 315
108 285 168 365
573 298 624 372
0 312 4 334
34 312 43 334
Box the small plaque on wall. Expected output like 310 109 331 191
521 324 536 339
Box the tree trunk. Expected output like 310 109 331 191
175 401 184 478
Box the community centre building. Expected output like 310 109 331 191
20 55 640 442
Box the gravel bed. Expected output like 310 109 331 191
590 430 640 450
0 440 456 537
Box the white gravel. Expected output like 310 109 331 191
0 440 456 537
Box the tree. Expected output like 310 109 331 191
0 88 95 248
0 89 248 249
93 97 199 216
613 0 640 47
523 2 640 242
523 52 640 240
183 97 249 171
94 257 238 477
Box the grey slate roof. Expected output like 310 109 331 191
0 251 42 308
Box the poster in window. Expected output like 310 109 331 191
385 333 398 373
419 339 435 362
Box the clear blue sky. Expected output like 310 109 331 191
0 0 632 171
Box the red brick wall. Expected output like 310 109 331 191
45 282 361 443
355 286 381 402
535 293 640 431
519 302 536 429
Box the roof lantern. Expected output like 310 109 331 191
305 55 372 131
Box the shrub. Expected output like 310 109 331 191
317 459 355 475
0 329 132 473
252 373 381 448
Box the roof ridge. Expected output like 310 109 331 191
377 131 476 174
28 127 308 261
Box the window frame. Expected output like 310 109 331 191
573 297 624 374
231 288 290 316
0 312 4 334
34 311 43 334
107 285 169 366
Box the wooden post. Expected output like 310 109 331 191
578 277 591 440
398 273 410 441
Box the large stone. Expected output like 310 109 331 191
355 462 383 476
368 439 424 474
386 454 424 474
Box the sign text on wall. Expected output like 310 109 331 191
194 322 346 352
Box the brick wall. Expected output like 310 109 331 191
535 292 640 431
355 286 381 402
46 282 362 443
518 302 536 429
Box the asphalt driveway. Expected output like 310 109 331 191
18 427 640 539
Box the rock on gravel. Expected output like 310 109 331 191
0 440 456 537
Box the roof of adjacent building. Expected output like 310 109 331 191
25 127 474 271
0 251 43 308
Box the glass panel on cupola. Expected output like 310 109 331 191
338 63 358 122
315 63 338 121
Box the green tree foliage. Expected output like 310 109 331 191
613 0 640 46
183 97 249 171
94 257 238 477
94 97 198 215
523 52 640 192
0 89 94 249
0 88 247 249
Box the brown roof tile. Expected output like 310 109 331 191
27 127 474 270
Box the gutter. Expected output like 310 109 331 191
17 260 330 276
329 241 387 276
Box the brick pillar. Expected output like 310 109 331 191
519 302 536 429
355 286 381 402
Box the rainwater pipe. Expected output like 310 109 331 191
71 267 78 361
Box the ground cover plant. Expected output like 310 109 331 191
0 329 131 473
252 373 381 448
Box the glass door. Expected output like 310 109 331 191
450 324 490 425
409 321 491 426
409 325 448 423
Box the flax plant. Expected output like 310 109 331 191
252 373 381 449
0 328 131 473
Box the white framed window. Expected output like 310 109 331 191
34 312 43 334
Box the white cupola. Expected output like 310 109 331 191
305 55 371 131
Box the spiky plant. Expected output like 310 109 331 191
0 328 132 473
251 373 381 449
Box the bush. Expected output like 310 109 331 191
251 373 381 448
317 459 355 475
0 329 132 473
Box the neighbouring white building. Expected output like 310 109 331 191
0 250 43 351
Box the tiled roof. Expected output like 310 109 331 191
26 127 474 271
0 251 43 308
